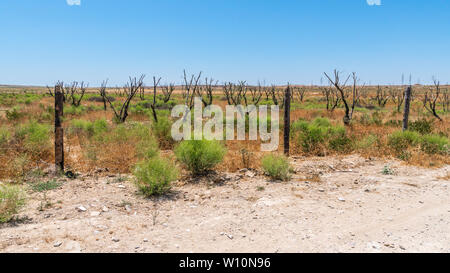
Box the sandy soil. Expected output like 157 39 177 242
1 155 449 253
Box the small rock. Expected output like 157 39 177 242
77 206 87 212
118 185 125 189
338 197 346 202
90 211 101 217
245 171 255 178
125 205 132 212
227 234 234 240
143 238 148 242
112 238 120 242
369 241 381 250
102 206 109 212
53 241 62 247
318 188 325 192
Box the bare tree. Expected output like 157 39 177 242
103 75 145 123
389 86 405 112
197 77 217 107
148 76 162 122
246 83 263 106
324 70 352 125
65 81 87 107
349 72 365 120
139 84 146 100
161 83 175 103
423 78 443 121
99 79 108 111
374 85 389 108
223 81 248 106
293 86 307 102
183 70 202 109
321 84 340 112
268 85 285 108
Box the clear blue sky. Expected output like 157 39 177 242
0 0 449 86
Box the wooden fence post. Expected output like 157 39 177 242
55 85 64 174
284 85 291 156
402 86 412 131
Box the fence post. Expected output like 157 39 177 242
284 85 291 156
402 86 412 131
55 85 64 174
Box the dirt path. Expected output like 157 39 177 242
1 155 449 253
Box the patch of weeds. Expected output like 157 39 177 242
256 186 265 191
31 179 62 192
409 119 433 135
382 165 395 175
0 184 26 223
37 192 52 211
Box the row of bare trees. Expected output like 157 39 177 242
47 81 88 107
47 71 448 125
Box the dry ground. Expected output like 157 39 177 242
1 155 449 253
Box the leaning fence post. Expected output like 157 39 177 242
402 86 412 131
55 85 64 174
284 85 291 156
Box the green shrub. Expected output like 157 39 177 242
388 130 421 154
69 118 109 137
420 134 449 155
0 184 26 223
15 121 51 155
136 136 159 160
6 107 23 121
359 112 383 126
65 105 86 115
106 122 150 144
69 119 94 136
311 117 332 127
151 117 174 148
409 119 433 135
328 126 352 152
133 157 178 196
175 139 226 175
93 119 109 134
291 118 352 154
261 154 291 181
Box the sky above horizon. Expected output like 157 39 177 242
0 0 449 86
